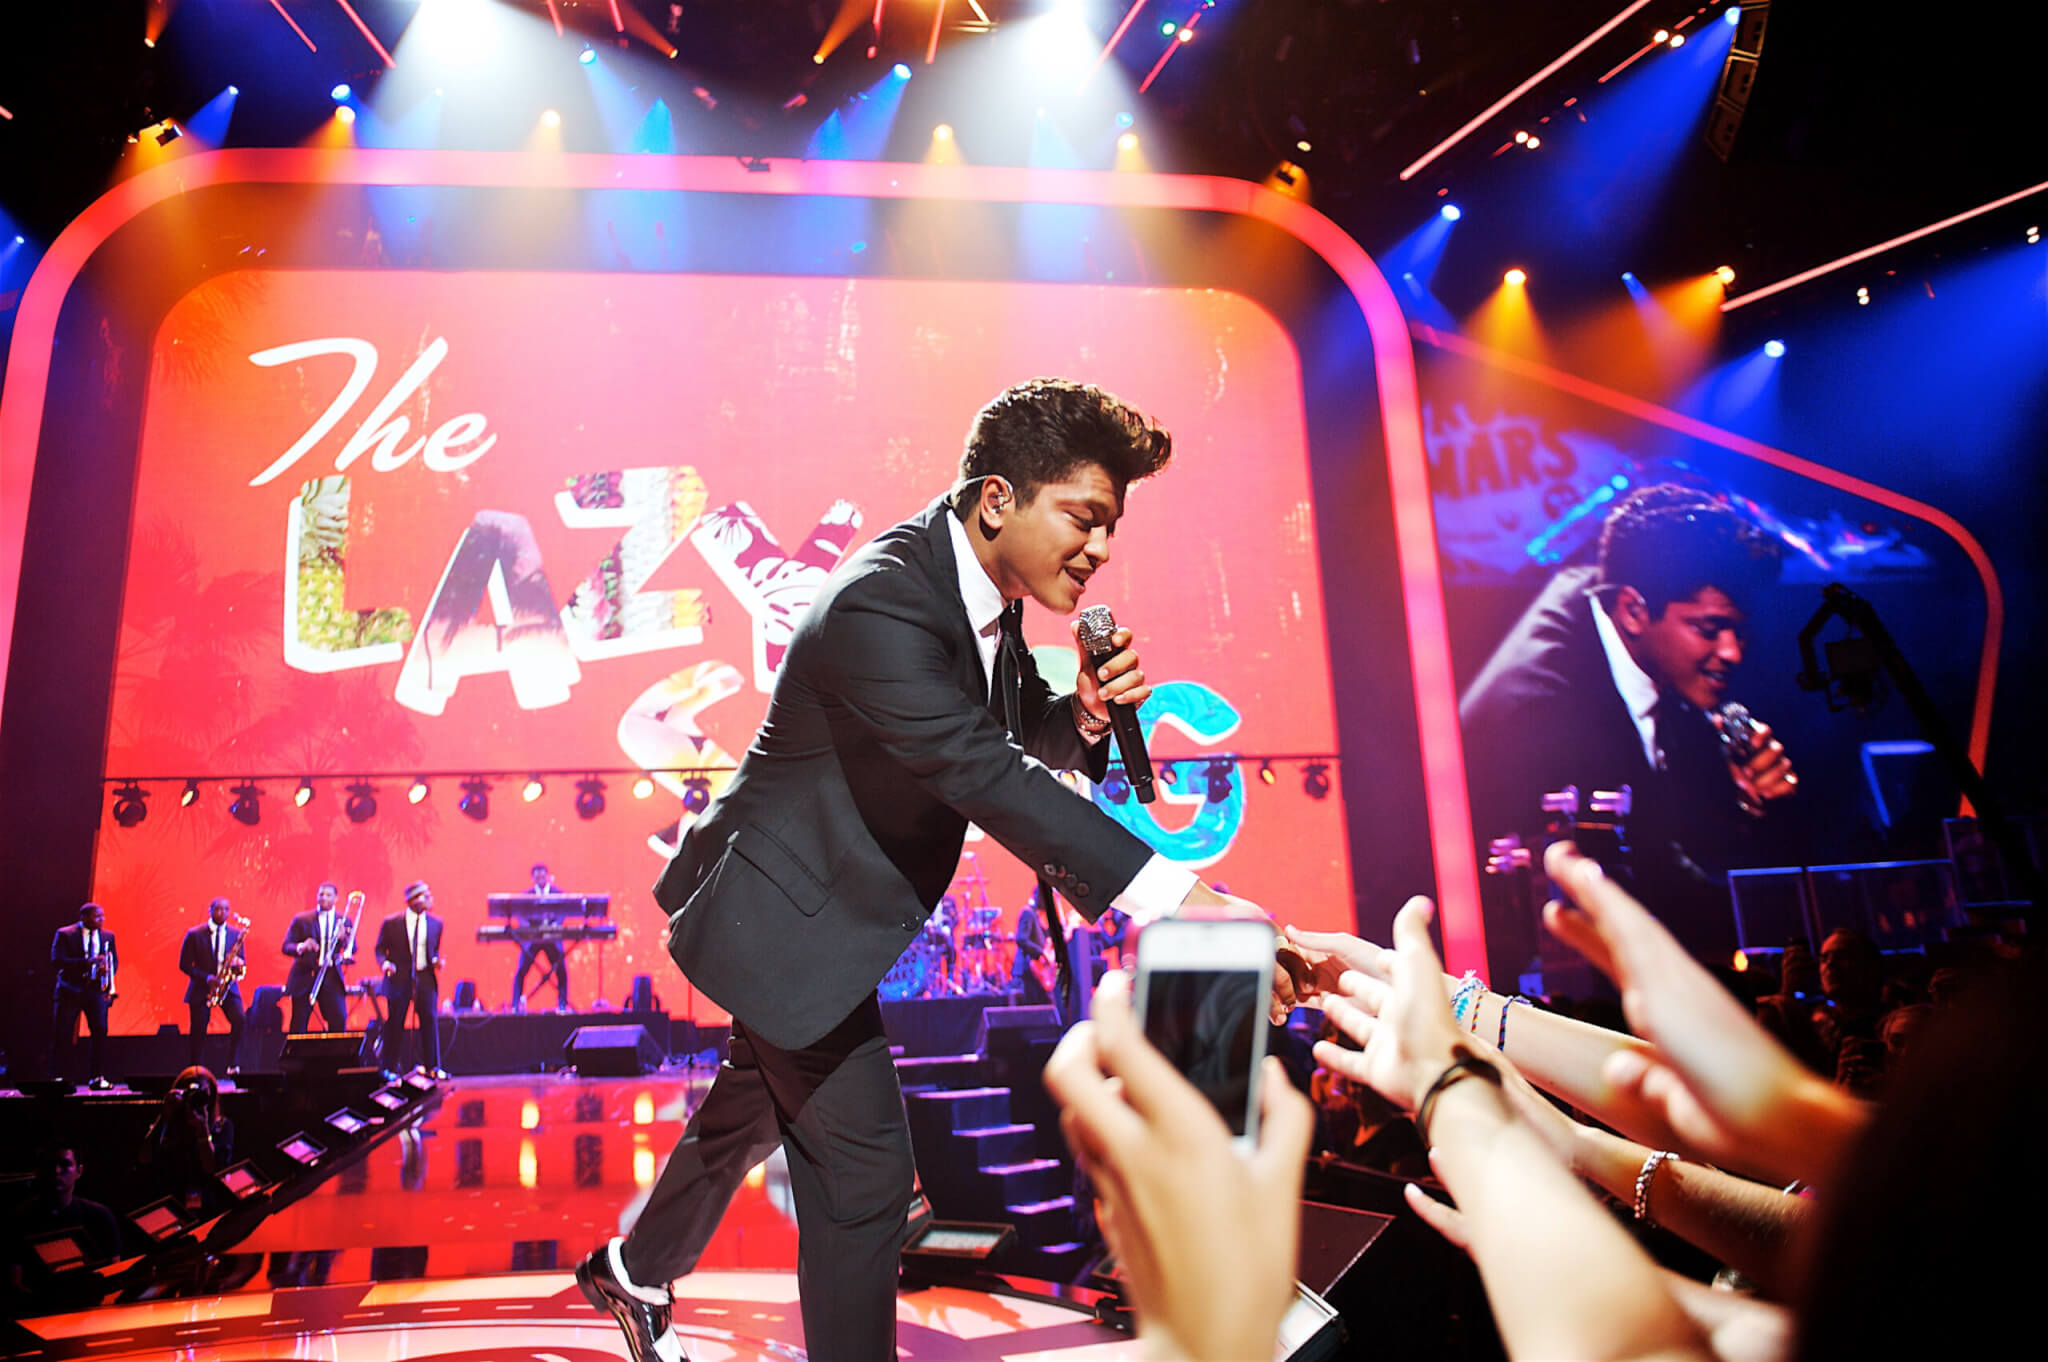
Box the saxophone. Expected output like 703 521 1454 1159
207 916 252 1008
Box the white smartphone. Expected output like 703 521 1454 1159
1132 917 1274 1152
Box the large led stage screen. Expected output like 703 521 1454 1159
3 153 1457 1032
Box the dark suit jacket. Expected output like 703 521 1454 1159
374 911 444 991
657 496 1153 1050
51 924 116 996
1459 565 1761 955
281 909 353 997
178 924 246 1005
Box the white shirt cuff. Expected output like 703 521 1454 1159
1113 856 1198 927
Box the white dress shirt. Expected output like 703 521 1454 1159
945 513 1194 924
407 908 429 971
1589 592 1664 770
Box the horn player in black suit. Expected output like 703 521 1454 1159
571 379 1278 1362
178 897 247 1072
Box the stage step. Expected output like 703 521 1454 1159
979 1157 1066 1205
894 1052 986 1093
1004 1194 1078 1249
954 1122 1039 1167
905 1085 1010 1132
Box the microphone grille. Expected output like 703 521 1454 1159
1075 604 1118 653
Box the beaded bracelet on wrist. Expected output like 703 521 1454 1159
1633 1149 1676 1226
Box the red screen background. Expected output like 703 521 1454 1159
94 269 1351 1027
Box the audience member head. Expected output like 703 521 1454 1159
168 1066 222 1125
1596 485 1782 709
1879 1002 1934 1068
1779 940 1821 997
1817 929 1884 1011
34 1145 84 1204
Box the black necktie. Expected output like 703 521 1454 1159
994 601 1026 737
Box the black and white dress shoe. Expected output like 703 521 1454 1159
575 1237 686 1362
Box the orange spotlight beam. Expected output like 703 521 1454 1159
926 0 946 65
1399 0 1653 180
1138 10 1201 94
1722 177 2048 311
268 0 317 53
331 0 394 67
1080 0 1150 93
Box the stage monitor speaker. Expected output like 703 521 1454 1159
627 974 655 1013
250 986 284 1031
974 1005 1061 1053
280 1030 369 1077
452 979 479 1011
564 1024 661 1076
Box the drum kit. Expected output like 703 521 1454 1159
878 852 1017 1001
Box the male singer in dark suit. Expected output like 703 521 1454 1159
49 903 116 1088
1459 486 1798 963
178 898 246 1071
375 881 446 1077
281 882 354 1032
576 379 1271 1362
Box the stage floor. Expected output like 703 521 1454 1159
7 1072 1138 1360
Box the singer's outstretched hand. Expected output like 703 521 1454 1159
1071 622 1150 725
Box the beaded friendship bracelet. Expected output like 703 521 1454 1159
1449 972 1483 1028
1634 1149 1676 1226
1498 995 1532 1051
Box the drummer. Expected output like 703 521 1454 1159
923 895 961 994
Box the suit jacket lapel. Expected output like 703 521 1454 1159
917 497 991 704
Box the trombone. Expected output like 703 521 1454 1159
309 890 365 1004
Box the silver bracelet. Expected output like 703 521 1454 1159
1633 1150 1676 1226
1072 694 1112 735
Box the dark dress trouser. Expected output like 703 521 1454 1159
288 973 349 1032
620 994 914 1362
188 993 247 1067
380 977 441 1072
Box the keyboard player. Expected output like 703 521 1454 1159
512 863 571 1012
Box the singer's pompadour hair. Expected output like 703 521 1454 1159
955 378 1172 513
1598 484 1781 617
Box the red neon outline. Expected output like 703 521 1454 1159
1081 0 1150 93
331 0 396 68
0 150 1485 974
1411 323 2003 805
267 0 317 53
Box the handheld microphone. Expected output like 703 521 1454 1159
1075 605 1156 804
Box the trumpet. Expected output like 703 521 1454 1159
207 914 252 1009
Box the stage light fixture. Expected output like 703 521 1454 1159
1727 6 1741 24
1302 763 1332 801
1118 131 1139 151
579 47 597 65
336 106 356 125
458 777 490 822
1653 29 1670 43
111 783 149 828
1524 135 1541 148
295 778 315 808
1160 21 1176 35
1514 130 1529 143
2028 225 2040 244
1669 32 1685 47
1856 287 1870 305
181 779 200 808
1764 339 1786 357
633 775 655 799
1116 111 1134 128
331 83 352 101
541 109 562 128
344 781 378 824
1441 203 1462 221
523 776 545 803
1177 27 1194 42
575 777 607 820
1296 139 1312 152
229 782 262 827
155 123 182 146
1204 760 1234 804
408 777 429 804
893 62 911 78
933 123 953 141
1715 265 1737 285
681 777 712 815
1621 270 1637 282
1504 268 1528 285
1259 760 1276 786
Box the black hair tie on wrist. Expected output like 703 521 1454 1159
1414 1050 1504 1146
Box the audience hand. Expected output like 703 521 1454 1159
1276 924 1394 1006
1309 896 1466 1114
1044 971 1313 1362
1540 840 1866 1186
